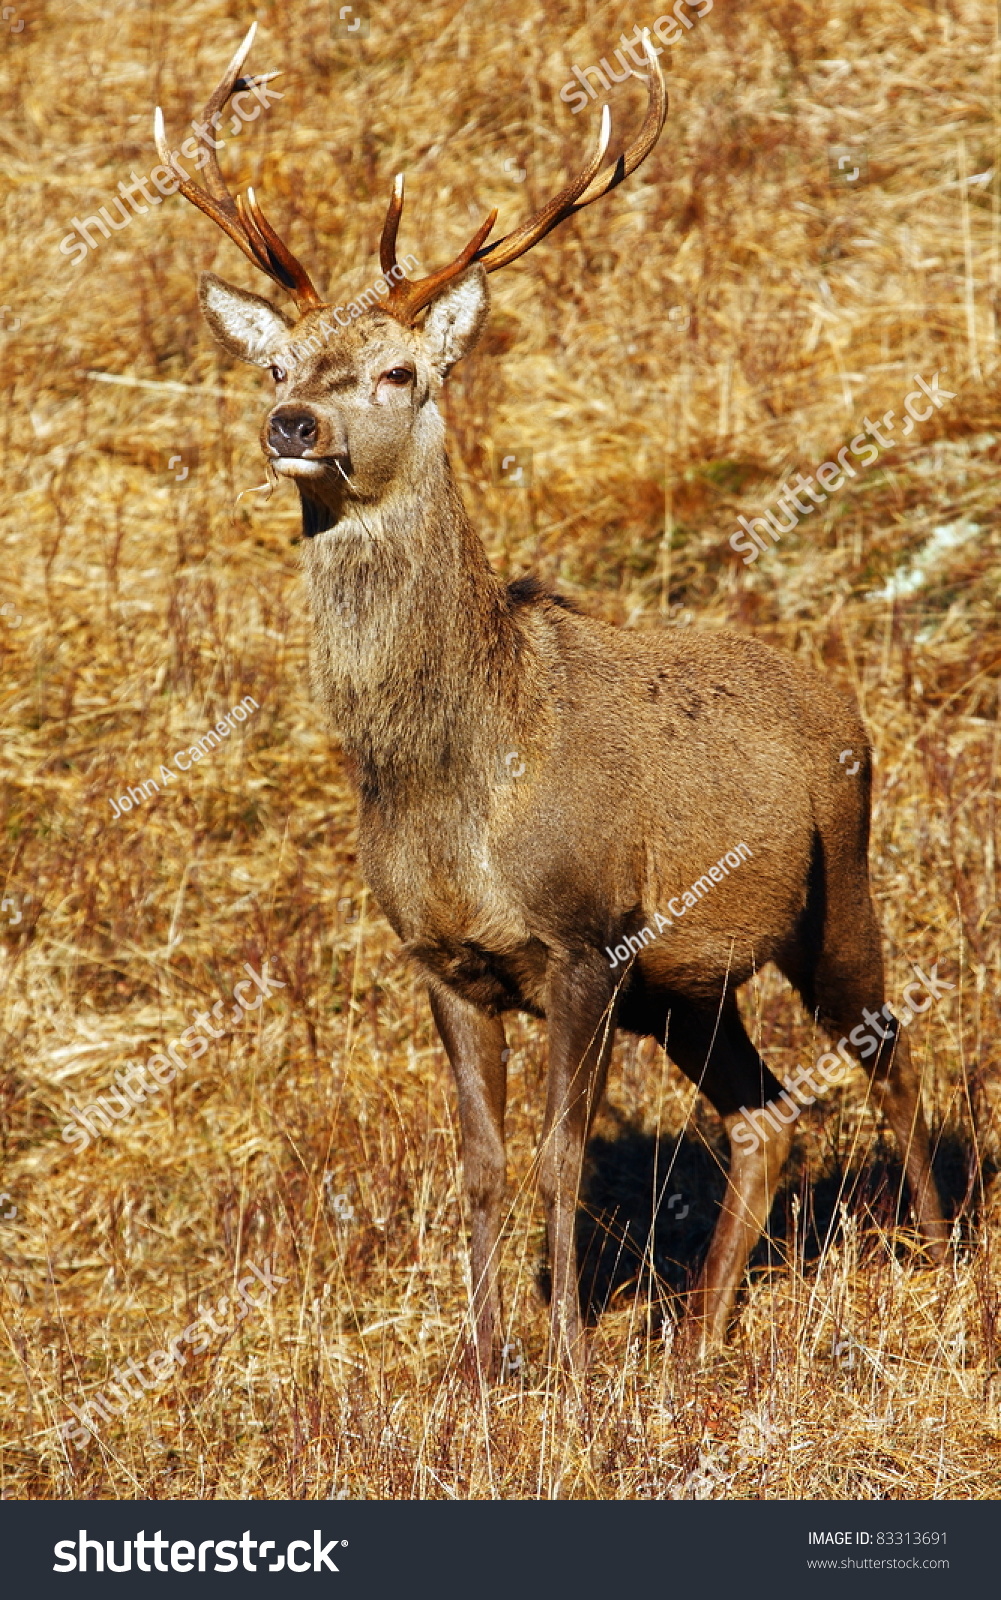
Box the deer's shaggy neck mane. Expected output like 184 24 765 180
301 419 537 803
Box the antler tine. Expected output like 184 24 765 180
154 24 323 309
193 23 261 210
240 186 323 307
380 173 405 278
380 186 499 324
473 37 667 274
571 40 668 209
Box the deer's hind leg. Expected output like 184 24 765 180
666 997 797 1354
861 1015 947 1257
782 879 948 1260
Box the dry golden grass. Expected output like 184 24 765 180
0 0 1000 1499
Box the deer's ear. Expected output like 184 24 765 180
198 271 294 365
420 267 490 379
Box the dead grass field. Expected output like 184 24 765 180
0 0 1000 1499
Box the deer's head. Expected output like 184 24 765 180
155 24 666 533
195 270 493 517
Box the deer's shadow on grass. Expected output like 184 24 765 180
569 1111 987 1327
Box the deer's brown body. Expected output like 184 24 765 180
160 27 947 1370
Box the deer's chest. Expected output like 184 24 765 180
356 800 548 1015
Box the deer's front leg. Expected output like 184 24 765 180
540 953 618 1373
428 984 508 1375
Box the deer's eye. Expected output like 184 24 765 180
383 366 413 386
271 364 287 383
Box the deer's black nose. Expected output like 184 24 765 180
268 409 318 455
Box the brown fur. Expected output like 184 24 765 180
198 265 948 1372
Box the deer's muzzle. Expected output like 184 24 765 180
267 406 319 457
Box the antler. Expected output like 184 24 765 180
153 22 323 311
156 30 665 326
380 36 667 324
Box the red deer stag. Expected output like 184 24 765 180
155 26 948 1371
